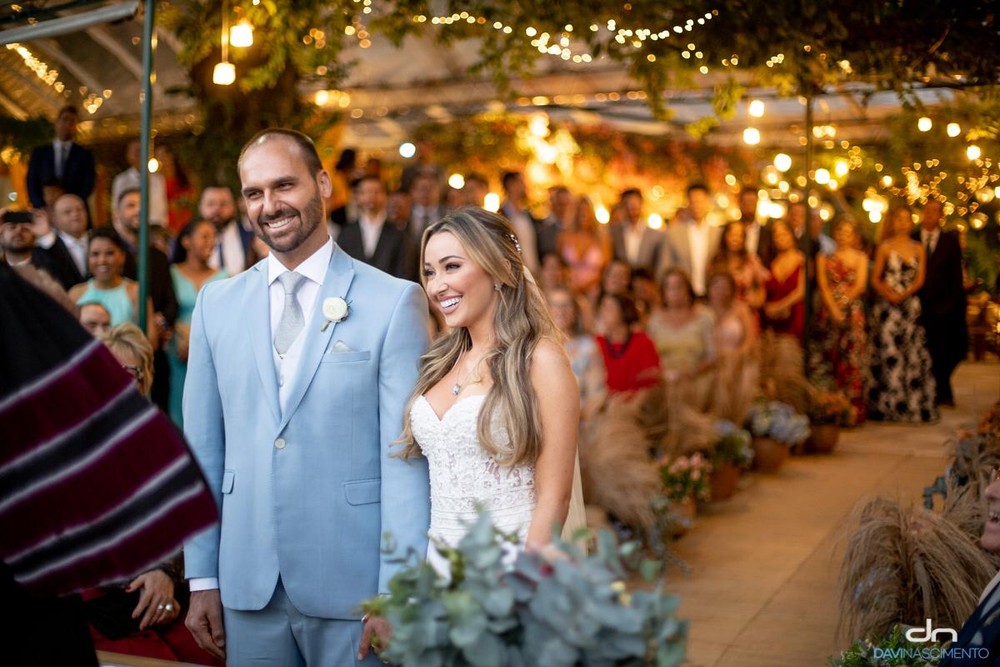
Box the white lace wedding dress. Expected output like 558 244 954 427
411 393 587 574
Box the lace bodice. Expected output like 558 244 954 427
411 394 537 548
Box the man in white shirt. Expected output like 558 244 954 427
201 186 253 275
338 176 416 280
661 184 723 296
35 194 89 290
500 171 540 275
111 140 168 227
610 188 664 275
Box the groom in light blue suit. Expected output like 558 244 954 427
182 129 430 664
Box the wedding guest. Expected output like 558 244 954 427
69 228 155 342
538 251 569 294
26 105 95 217
79 301 112 337
737 186 771 264
167 220 227 427
866 205 937 423
707 271 756 355
600 259 632 298
201 186 254 276
500 171 540 274
812 218 869 422
547 286 606 422
711 220 769 309
595 293 660 395
35 193 90 290
558 195 609 299
610 188 663 274
155 145 195 234
762 220 806 343
630 267 660 325
706 270 759 422
914 199 967 408
646 268 716 410
661 183 724 297
111 139 168 228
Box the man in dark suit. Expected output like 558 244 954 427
26 105 96 215
36 193 89 290
914 199 968 407
112 188 179 412
201 185 255 276
337 176 417 281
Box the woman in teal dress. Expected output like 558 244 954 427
167 220 227 426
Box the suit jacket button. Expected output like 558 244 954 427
274 438 286 449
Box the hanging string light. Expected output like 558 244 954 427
213 0 236 86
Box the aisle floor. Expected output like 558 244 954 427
666 362 1000 667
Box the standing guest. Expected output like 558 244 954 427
537 185 573 260
914 199 968 408
646 268 716 410
559 195 609 299
69 228 155 342
461 172 489 208
610 188 663 274
79 301 112 337
182 129 430 665
737 186 771 265
156 145 195 234
167 220 227 428
26 105 95 216
762 220 806 344
338 176 417 281
386 188 413 230
538 251 569 294
201 186 255 276
661 183 724 297
547 286 606 422
36 193 89 290
111 140 168 227
866 205 938 423
500 171 540 275
595 293 661 395
397 208 582 579
706 270 759 422
711 220 769 309
812 218 869 422
407 171 446 241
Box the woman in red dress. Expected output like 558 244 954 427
763 219 806 344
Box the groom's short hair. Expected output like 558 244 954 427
239 128 323 176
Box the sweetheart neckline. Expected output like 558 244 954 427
418 393 486 423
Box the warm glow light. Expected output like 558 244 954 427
917 116 932 132
834 159 849 177
595 206 610 224
767 202 786 219
529 113 550 138
764 168 779 185
947 123 961 138
399 142 416 158
869 210 882 223
314 90 329 106
967 145 982 160
743 127 760 145
881 175 893 187
647 213 663 230
774 153 792 172
748 99 765 118
212 61 235 86
536 142 558 165
147 158 159 173
814 168 831 185
970 213 987 230
484 192 500 213
448 173 465 190
230 20 254 48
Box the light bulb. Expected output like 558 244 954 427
773 153 792 172
743 127 760 145
947 123 961 138
399 142 416 159
917 117 932 132
748 99 764 118
230 21 254 48
213 61 236 86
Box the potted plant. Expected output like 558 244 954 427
362 512 689 666
705 421 754 500
744 400 811 472
653 453 712 537
807 390 852 453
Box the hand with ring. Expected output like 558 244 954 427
127 569 180 629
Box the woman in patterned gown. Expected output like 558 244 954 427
812 218 869 424
398 207 584 573
866 205 938 422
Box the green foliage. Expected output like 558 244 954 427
829 626 940 667
0 115 52 157
657 453 712 502
708 420 754 469
363 511 688 666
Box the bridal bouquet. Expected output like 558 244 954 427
362 512 688 666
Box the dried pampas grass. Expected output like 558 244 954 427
757 331 815 416
580 392 659 530
838 497 997 642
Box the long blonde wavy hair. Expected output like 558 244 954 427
398 207 558 466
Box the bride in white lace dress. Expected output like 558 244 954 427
397 207 583 570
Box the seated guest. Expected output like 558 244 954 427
548 286 605 421
79 301 112 338
763 219 806 344
595 293 660 395
706 270 760 422
539 251 570 294
707 271 757 355
69 228 156 343
646 268 716 411
631 267 660 325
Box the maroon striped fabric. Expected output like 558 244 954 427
0 264 218 596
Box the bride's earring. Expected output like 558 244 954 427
494 282 501 292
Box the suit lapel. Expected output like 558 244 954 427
279 246 356 429
244 263 281 424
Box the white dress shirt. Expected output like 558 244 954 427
189 237 332 593
358 212 387 258
687 220 712 296
209 219 249 276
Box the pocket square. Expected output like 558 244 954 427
331 340 354 353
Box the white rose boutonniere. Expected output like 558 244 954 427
321 296 350 332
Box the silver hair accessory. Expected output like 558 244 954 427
507 232 522 254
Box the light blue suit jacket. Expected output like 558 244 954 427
183 245 430 618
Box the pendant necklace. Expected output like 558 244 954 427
451 352 485 396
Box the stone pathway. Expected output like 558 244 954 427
666 362 999 667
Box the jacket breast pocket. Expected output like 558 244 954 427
343 478 381 505
221 470 235 494
321 350 371 364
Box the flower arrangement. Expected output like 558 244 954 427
708 420 754 469
744 400 811 446
657 453 712 503
809 389 854 426
362 512 688 666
